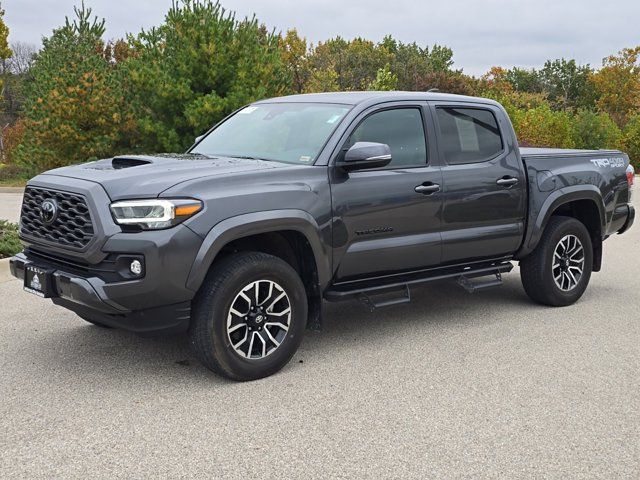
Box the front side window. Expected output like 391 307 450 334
436 107 503 164
344 108 427 168
192 103 351 165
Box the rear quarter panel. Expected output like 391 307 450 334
519 150 630 256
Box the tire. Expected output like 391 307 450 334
520 216 593 307
189 252 308 381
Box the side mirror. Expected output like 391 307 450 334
339 142 392 171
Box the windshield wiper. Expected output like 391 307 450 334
217 154 273 162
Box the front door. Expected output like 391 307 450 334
330 104 443 281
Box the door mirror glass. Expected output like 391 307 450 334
339 142 392 171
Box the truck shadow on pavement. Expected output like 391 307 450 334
33 276 539 384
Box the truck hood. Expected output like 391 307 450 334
41 154 283 199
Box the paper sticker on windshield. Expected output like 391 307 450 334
299 156 312 163
326 114 342 124
239 106 259 114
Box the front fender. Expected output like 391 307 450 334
520 185 605 256
185 209 331 292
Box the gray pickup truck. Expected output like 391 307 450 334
10 91 635 380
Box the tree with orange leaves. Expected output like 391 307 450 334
591 46 640 128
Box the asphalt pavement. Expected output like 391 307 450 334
0 193 638 479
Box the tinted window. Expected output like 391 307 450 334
346 108 427 168
436 107 503 164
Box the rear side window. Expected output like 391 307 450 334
436 107 503 164
345 108 427 168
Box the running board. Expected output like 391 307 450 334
324 261 514 305
458 272 503 293
358 285 411 312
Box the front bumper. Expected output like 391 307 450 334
10 253 192 334
11 253 130 314
10 223 204 334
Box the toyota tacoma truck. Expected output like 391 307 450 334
10 92 636 380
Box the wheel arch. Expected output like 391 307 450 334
519 186 605 270
186 210 331 329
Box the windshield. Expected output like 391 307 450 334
191 103 351 165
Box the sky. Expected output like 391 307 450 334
3 0 640 76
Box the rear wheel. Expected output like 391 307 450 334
189 252 308 381
520 216 593 307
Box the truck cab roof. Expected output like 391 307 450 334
255 91 501 107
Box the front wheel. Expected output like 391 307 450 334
189 252 308 381
520 216 593 307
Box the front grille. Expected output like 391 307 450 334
20 187 95 249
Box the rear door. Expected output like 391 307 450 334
429 101 526 263
330 102 443 281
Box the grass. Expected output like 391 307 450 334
0 221 21 259
0 177 27 188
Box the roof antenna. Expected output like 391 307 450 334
427 88 440 92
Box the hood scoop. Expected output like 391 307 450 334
111 157 152 169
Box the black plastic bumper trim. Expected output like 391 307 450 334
618 204 635 235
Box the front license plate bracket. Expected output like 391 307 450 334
23 264 56 298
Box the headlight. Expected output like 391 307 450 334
110 199 203 230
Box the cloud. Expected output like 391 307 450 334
4 0 640 75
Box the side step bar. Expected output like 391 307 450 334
458 272 504 293
324 261 514 307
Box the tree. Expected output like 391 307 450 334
512 104 574 148
4 41 36 75
481 67 515 95
622 114 640 169
14 3 136 175
571 110 621 150
504 67 543 93
125 0 291 152
539 59 594 110
305 37 391 92
480 67 547 116
591 46 640 127
1 42 37 125
0 3 12 93
280 29 307 94
380 37 457 91
0 4 10 65
368 64 397 91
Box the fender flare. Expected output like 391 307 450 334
186 210 331 292
521 185 606 255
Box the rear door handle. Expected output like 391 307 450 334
496 176 519 187
415 183 440 195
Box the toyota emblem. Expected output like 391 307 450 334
40 199 58 225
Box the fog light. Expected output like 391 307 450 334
130 259 143 276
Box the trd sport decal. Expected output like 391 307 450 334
590 157 625 168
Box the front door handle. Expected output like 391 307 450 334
415 183 440 195
496 176 519 187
